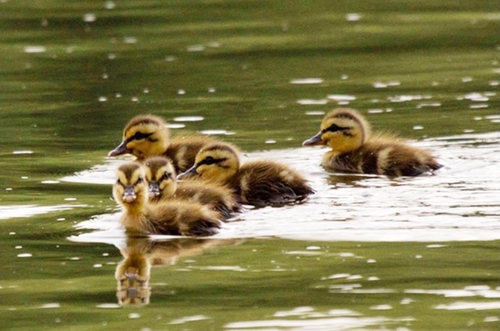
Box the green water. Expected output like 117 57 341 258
1 1 499 330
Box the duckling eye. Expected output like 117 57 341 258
323 124 345 133
130 131 153 142
161 172 171 180
136 177 144 184
116 179 124 187
203 156 216 165
198 155 227 167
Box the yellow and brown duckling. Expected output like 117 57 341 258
177 143 314 207
144 156 241 220
302 108 443 177
108 114 220 172
113 162 221 236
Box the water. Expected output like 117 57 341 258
68 131 500 242
1 1 500 330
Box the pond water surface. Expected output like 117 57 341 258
1 1 499 330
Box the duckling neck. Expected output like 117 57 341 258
152 130 169 155
161 181 177 199
323 150 341 160
328 139 363 153
122 198 145 215
119 199 151 232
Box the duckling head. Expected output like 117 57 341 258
113 162 148 208
302 108 371 152
144 156 177 200
177 143 240 186
108 115 169 159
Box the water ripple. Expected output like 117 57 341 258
66 132 500 242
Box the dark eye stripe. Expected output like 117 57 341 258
198 156 227 167
126 131 154 143
322 124 348 134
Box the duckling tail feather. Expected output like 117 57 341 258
183 219 221 237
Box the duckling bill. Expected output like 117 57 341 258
303 108 443 177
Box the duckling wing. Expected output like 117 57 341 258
371 141 443 176
181 219 221 237
246 182 305 207
147 202 221 236
324 141 443 177
175 182 242 220
388 159 443 177
149 222 182 236
238 161 314 207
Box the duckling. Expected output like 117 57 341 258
108 114 220 172
144 156 241 219
302 108 443 177
113 162 221 236
177 143 314 207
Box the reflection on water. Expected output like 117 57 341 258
114 236 242 306
116 240 151 306
60 130 500 328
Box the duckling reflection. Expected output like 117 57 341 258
115 235 243 306
326 173 373 186
115 237 151 306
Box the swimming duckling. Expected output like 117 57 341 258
177 143 314 207
144 156 241 219
302 108 443 177
113 162 221 236
108 115 220 172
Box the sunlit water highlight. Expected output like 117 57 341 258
64 131 500 243
0 204 88 220
225 309 413 331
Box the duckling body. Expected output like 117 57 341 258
177 143 314 207
108 115 219 172
302 108 442 177
144 156 241 219
113 162 221 236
